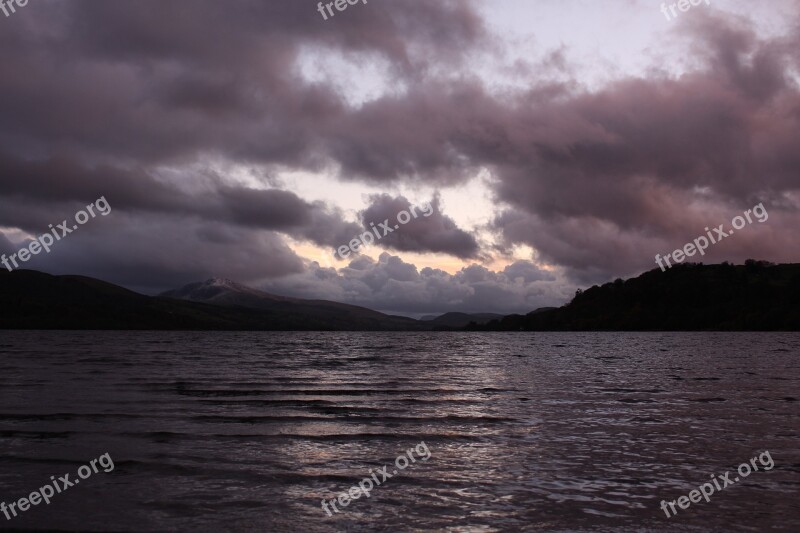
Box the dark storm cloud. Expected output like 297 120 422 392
7 213 306 295
0 0 485 165
68 0 483 71
360 194 480 259
1 0 799 300
484 12 800 280
0 0 489 293
323 82 492 183
0 152 184 212
0 152 361 248
321 10 800 280
216 187 312 229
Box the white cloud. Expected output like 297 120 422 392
259 252 574 316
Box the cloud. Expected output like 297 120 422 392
483 11 800 281
0 152 362 250
0 0 486 166
358 194 481 259
0 233 14 257
261 252 567 315
8 213 305 294
1 0 799 303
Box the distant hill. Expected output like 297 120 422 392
160 277 421 330
5 262 799 331
0 271 426 331
160 277 295 304
472 261 800 331
421 312 504 329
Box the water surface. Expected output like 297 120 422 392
0 332 798 531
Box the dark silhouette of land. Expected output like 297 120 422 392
420 312 504 328
470 261 800 331
2 261 799 330
0 270 424 330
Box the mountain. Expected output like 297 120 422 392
160 277 293 304
421 312 504 328
0 270 427 330
472 261 800 331
160 278 421 330
6 262 799 331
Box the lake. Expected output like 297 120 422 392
0 331 798 531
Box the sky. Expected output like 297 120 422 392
1 0 799 316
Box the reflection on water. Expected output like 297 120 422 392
0 331 798 531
